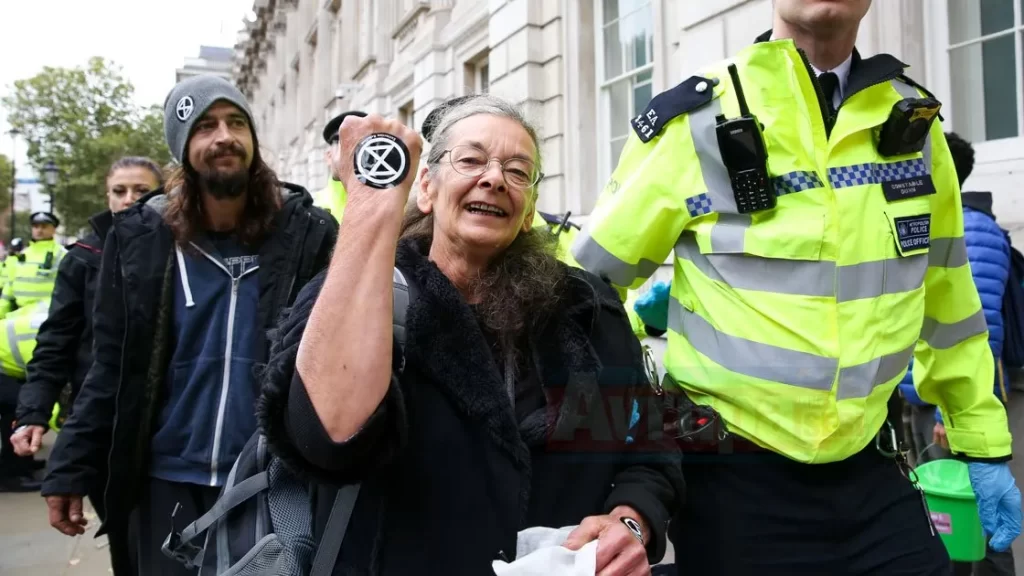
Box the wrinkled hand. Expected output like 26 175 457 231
634 282 671 332
968 462 1023 552
11 425 45 456
563 507 650 576
46 495 87 536
331 113 422 209
932 423 948 451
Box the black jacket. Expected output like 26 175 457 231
259 237 684 575
16 210 112 428
42 184 337 535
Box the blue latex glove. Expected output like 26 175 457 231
634 281 671 332
968 462 1023 552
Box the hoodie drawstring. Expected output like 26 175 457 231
175 245 196 308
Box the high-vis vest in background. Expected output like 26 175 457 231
314 179 348 222
533 211 651 341
0 239 65 319
0 298 50 380
573 38 1011 464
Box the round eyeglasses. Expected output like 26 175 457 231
442 145 543 189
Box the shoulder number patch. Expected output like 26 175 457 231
631 75 717 143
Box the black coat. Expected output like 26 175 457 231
42 184 337 537
259 237 684 575
16 210 111 429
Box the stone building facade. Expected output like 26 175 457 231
234 0 1024 230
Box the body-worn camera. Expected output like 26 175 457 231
716 64 774 214
877 97 942 157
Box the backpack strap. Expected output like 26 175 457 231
161 471 270 569
310 266 415 574
310 485 362 576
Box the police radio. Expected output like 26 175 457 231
716 64 774 214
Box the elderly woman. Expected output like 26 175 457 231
259 95 683 575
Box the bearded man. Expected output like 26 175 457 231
41 75 337 575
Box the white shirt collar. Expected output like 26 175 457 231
810 54 853 106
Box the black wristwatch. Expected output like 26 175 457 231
620 517 645 546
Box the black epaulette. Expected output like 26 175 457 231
631 75 719 143
897 74 944 121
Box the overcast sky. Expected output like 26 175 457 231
0 0 254 175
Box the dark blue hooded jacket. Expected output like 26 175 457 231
149 234 262 487
900 192 1010 406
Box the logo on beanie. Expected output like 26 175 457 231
175 96 195 122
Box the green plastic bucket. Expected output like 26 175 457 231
915 459 986 562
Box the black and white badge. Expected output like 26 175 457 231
354 133 410 189
893 214 931 253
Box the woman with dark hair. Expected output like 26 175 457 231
259 96 683 575
11 155 163 567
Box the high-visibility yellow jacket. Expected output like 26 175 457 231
533 211 650 340
314 179 348 222
0 239 65 319
0 298 50 380
573 38 1011 463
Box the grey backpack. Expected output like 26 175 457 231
162 267 415 575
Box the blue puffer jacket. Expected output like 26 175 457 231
900 192 1011 406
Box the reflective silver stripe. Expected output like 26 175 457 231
929 237 968 269
836 344 916 400
677 233 927 301
668 297 838 390
890 80 933 169
17 277 54 285
689 99 735 213
921 309 988 350
571 230 662 287
835 255 928 302
675 234 835 296
6 322 25 369
12 290 53 299
689 99 755 253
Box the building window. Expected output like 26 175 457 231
947 0 1024 142
596 0 654 181
399 100 415 130
464 52 490 95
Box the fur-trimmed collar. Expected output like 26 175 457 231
395 238 606 465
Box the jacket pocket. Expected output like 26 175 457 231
696 206 826 261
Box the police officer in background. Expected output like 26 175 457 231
0 298 50 491
574 0 1021 573
314 110 368 220
0 212 65 319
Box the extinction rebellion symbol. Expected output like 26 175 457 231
354 133 410 189
175 96 195 122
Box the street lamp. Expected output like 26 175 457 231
43 160 58 215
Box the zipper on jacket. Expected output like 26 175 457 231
191 244 261 486
796 48 833 136
102 242 130 532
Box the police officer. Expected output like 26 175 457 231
0 298 49 491
315 110 368 220
0 212 65 319
573 0 1021 573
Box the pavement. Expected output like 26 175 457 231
0 437 112 576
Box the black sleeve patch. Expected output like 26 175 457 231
631 75 717 143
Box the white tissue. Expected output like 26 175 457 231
492 526 599 576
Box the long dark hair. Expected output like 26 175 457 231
163 153 282 247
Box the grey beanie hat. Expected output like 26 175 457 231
163 74 255 165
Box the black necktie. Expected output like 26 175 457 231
818 72 839 118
